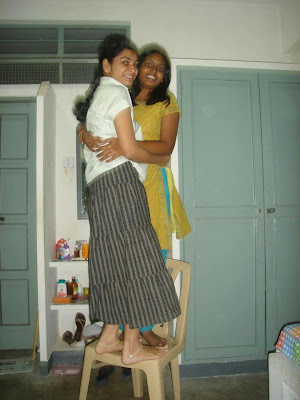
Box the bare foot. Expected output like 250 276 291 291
95 338 124 355
122 343 168 365
140 330 168 347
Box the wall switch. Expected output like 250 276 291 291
63 157 74 168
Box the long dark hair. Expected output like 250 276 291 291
131 47 171 107
74 34 138 122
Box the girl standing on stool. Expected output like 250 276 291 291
74 34 181 365
79 46 191 349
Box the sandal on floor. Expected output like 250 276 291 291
74 312 86 342
62 330 76 345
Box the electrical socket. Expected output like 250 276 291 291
63 157 74 168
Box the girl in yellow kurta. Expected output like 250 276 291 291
134 93 190 251
79 48 190 348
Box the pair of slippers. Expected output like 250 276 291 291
62 312 86 345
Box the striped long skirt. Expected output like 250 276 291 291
87 162 181 329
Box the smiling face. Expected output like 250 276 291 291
103 48 139 88
138 52 166 91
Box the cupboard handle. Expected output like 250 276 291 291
0 217 4 224
267 208 275 213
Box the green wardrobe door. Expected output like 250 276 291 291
259 72 300 350
0 101 37 349
178 67 265 362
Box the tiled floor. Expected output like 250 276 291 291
0 350 269 400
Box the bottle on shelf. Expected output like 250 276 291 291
81 241 89 259
75 278 83 300
56 238 66 259
63 242 71 260
74 244 80 258
59 243 65 260
69 276 78 300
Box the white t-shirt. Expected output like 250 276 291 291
84 77 147 184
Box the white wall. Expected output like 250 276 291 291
0 0 297 63
54 84 90 252
1 0 300 257
279 0 300 62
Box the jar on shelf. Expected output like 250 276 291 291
57 279 67 297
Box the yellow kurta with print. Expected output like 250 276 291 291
134 92 191 250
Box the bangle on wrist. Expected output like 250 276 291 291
78 130 85 143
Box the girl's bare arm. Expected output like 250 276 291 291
114 108 170 167
79 112 179 163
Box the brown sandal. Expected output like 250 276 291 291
74 313 86 342
63 330 75 345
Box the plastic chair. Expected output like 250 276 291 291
79 258 191 400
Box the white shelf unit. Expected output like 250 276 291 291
48 260 91 350
49 259 89 310
50 303 89 311
49 259 89 269
53 336 86 352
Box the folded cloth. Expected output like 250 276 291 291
83 322 103 338
275 323 300 366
